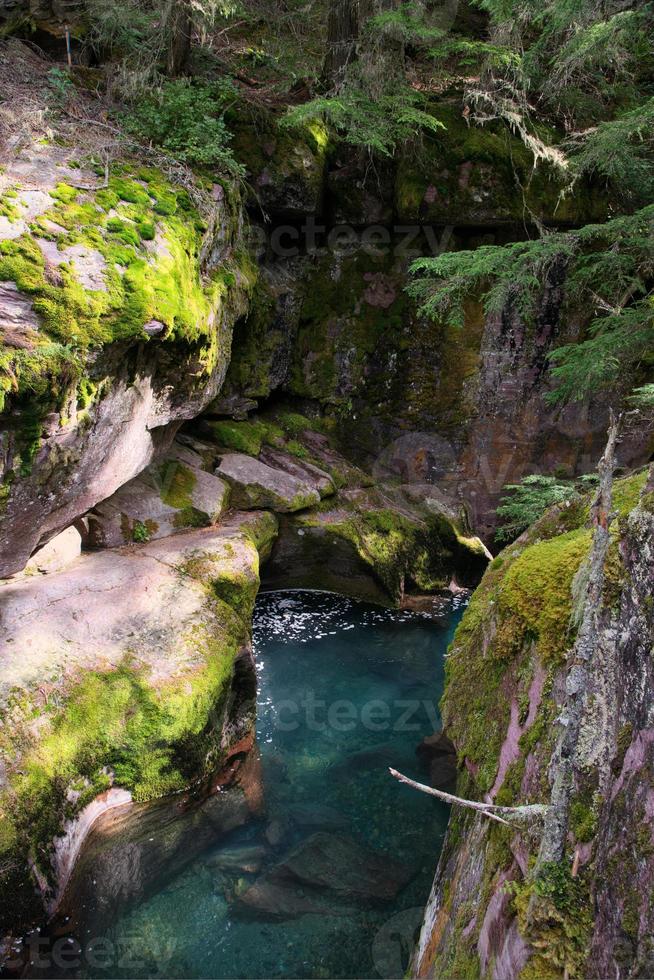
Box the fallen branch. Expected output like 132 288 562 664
65 158 109 192
389 769 548 827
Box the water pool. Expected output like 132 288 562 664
25 591 463 980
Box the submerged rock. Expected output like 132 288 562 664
207 844 267 875
286 802 348 831
241 832 413 917
236 877 342 920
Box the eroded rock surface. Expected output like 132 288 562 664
0 73 251 576
83 447 230 548
216 453 322 513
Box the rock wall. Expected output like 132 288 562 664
412 468 654 978
223 105 651 543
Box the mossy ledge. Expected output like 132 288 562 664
0 511 278 936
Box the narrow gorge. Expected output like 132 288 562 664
1 2 653 977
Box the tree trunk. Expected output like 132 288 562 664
167 0 192 77
321 0 402 90
322 0 360 89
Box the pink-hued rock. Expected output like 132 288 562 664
0 512 276 699
258 445 335 498
216 453 321 512
23 525 81 575
488 662 547 801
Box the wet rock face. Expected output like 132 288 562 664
227 239 652 543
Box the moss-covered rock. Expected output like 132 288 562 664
0 139 255 576
0 511 278 933
231 107 328 219
395 101 609 228
264 484 489 603
414 468 654 979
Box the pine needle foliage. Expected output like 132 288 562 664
495 475 583 542
408 206 654 401
282 78 445 156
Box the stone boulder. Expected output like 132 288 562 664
22 525 81 575
207 844 267 875
236 877 340 920
259 446 335 499
215 453 321 512
0 61 251 577
238 832 412 920
83 450 230 548
0 511 278 933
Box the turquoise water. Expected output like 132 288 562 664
23 591 463 980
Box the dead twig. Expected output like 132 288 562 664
389 768 548 827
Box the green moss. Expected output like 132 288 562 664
205 418 287 456
0 163 253 442
49 182 79 205
206 420 266 455
612 469 649 516
159 461 196 509
4 632 239 878
211 571 260 622
0 188 20 221
498 528 592 665
443 521 592 792
512 861 593 979
106 217 141 247
225 276 282 398
298 505 485 602
570 793 599 844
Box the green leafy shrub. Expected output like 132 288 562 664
132 520 151 543
121 79 245 175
